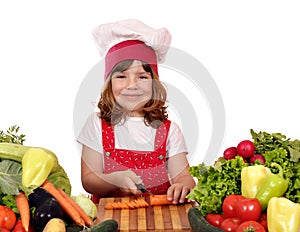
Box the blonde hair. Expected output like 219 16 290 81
98 60 168 128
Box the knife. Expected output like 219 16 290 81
136 184 153 195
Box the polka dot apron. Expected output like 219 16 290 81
91 119 171 203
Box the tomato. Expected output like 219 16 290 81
223 147 238 160
12 220 36 232
0 228 10 232
0 205 17 230
222 194 245 218
257 213 268 231
236 221 266 232
205 213 224 228
220 218 241 232
237 140 255 158
235 198 262 222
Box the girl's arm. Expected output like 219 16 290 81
167 152 196 204
81 145 143 197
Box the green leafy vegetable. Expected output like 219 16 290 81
0 125 26 144
0 160 22 195
187 156 247 216
251 129 300 162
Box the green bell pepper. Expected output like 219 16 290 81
255 162 289 211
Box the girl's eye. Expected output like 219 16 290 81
139 75 150 80
115 75 126 79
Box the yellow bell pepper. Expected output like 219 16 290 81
22 148 56 187
241 165 271 198
267 197 300 232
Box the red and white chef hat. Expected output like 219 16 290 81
92 19 172 79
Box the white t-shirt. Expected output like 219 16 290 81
77 112 188 157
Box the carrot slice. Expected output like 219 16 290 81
15 191 30 232
149 194 172 206
57 188 93 227
42 180 85 226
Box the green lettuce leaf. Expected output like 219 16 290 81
0 160 22 195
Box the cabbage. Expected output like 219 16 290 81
71 195 97 219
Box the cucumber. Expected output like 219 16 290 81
188 207 223 232
0 142 59 171
90 219 118 232
66 219 118 232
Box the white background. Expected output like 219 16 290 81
1 1 299 195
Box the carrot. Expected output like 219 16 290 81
15 191 30 232
149 194 172 206
57 188 93 227
42 180 85 226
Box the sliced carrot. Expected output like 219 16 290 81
149 194 172 206
15 191 30 232
104 198 149 209
57 188 93 227
42 180 85 226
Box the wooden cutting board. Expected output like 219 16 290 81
96 196 193 231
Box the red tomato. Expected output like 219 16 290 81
235 198 262 222
222 194 245 218
237 140 255 158
236 221 266 232
12 220 36 232
0 205 17 230
220 218 241 232
0 228 10 232
258 213 268 231
223 147 238 160
205 213 224 228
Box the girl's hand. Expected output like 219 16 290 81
112 170 144 195
166 183 192 204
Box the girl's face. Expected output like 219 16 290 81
111 60 153 116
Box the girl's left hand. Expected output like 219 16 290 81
166 183 192 204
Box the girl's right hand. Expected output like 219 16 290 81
112 170 144 195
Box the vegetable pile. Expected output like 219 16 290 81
0 126 118 232
187 129 300 231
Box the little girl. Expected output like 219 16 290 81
77 19 195 204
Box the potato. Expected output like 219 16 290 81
42 218 66 232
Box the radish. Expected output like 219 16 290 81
250 154 265 164
223 147 238 160
237 140 255 158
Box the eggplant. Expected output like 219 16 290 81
28 187 54 208
34 197 64 230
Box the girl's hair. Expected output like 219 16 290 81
98 60 168 128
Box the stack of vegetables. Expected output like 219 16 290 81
187 129 300 232
0 126 118 232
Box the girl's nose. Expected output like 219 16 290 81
126 76 138 88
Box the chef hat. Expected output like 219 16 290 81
92 19 172 79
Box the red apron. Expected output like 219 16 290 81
91 119 171 203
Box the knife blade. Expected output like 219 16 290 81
136 184 153 195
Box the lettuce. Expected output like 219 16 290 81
187 156 247 216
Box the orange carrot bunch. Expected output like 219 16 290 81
42 180 93 227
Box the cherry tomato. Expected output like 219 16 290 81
236 221 266 232
0 205 17 230
258 213 268 231
222 194 245 218
220 218 241 232
237 140 255 158
205 213 224 228
235 198 262 222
